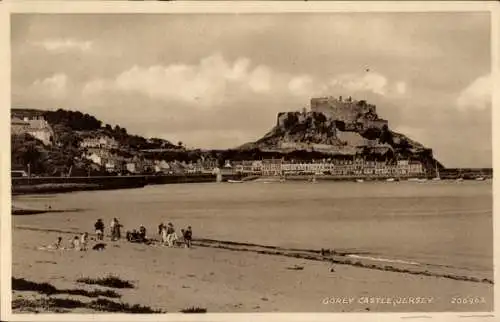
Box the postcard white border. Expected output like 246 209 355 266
1 1 499 321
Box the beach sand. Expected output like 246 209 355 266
11 227 493 313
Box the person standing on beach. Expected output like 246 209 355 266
94 219 105 241
55 237 63 249
110 218 117 240
158 222 167 244
166 223 177 247
184 226 193 248
80 232 89 251
115 219 122 240
160 224 168 245
110 218 122 241
72 236 81 251
139 225 147 242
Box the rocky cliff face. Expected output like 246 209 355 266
239 97 439 167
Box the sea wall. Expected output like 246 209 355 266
11 173 246 195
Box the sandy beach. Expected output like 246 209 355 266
11 182 493 313
12 227 492 313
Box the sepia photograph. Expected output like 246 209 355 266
3 2 496 319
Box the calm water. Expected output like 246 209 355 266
13 180 493 275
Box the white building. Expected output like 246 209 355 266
80 135 119 150
11 116 54 146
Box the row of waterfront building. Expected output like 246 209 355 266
77 154 426 178
231 158 425 177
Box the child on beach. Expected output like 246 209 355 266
55 237 63 249
184 226 193 248
80 233 89 251
166 223 177 247
160 224 168 246
72 236 81 251
158 223 166 239
139 225 147 242
94 219 105 241
37 237 64 251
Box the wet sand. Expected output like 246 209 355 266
12 227 493 313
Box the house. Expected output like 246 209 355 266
11 116 55 145
80 135 119 150
251 161 263 174
11 117 30 135
409 161 424 174
262 159 283 176
396 160 410 176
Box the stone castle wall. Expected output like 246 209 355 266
310 96 387 130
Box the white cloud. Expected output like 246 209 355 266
248 66 272 93
83 53 277 108
457 74 491 111
330 72 389 96
32 73 68 98
288 75 314 96
33 39 93 52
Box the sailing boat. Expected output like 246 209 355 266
432 161 441 181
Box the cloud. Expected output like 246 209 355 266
457 74 491 111
288 75 315 97
330 72 389 96
82 53 408 113
32 39 93 52
31 73 68 98
83 53 278 108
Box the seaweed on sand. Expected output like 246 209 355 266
180 306 207 313
12 277 120 298
76 275 134 289
12 297 164 313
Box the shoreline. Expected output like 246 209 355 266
11 225 493 313
13 224 493 285
11 174 492 196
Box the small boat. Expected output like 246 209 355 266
455 178 464 182
227 179 243 183
475 177 485 181
386 178 395 182
356 179 364 183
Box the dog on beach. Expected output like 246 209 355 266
92 243 106 251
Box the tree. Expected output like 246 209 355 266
177 141 183 148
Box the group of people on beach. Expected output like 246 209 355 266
92 217 193 248
40 218 194 252
157 222 193 248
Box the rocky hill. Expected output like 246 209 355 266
239 96 442 169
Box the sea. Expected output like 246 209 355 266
12 180 493 278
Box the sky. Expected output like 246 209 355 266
11 12 492 168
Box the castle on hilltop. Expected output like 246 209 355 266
310 96 388 130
